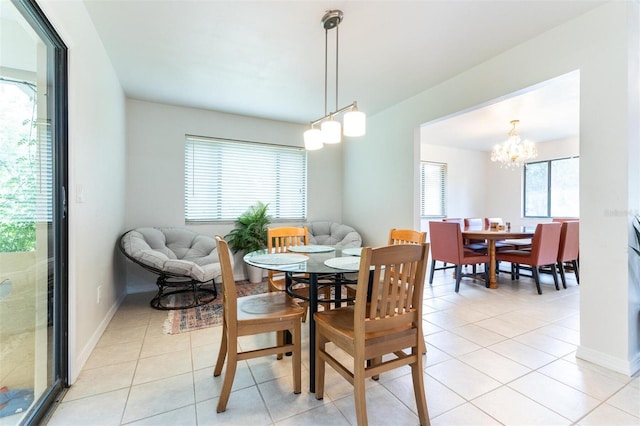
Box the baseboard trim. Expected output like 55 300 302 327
71 292 127 384
576 345 640 377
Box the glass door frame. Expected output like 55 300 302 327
10 0 69 423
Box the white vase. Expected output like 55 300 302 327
246 263 264 284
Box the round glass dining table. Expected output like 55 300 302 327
243 246 362 392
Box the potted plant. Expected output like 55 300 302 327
225 202 271 283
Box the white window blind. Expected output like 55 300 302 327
420 162 446 217
185 136 307 222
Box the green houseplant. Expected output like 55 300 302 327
632 215 640 257
225 202 271 283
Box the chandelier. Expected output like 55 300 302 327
490 120 537 168
304 10 366 151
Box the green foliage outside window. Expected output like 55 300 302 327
0 81 38 252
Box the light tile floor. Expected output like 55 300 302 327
45 269 639 425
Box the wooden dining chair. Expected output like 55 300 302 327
213 236 305 413
347 228 428 353
346 228 427 298
428 221 490 292
267 226 330 327
495 222 562 294
556 221 579 288
267 226 309 293
314 243 431 426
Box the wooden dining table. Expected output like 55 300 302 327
461 226 535 289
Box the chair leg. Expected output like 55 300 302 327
410 349 430 426
532 267 542 295
276 330 284 360
557 262 567 289
213 323 228 377
371 356 383 380
484 262 490 288
550 264 560 291
454 265 462 292
429 260 436 284
353 357 368 426
216 341 238 413
573 260 580 284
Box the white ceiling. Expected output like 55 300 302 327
82 1 599 144
421 70 581 151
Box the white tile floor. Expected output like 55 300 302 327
45 269 639 426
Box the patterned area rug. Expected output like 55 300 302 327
163 279 268 334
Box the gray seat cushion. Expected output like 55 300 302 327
304 221 362 248
121 227 226 282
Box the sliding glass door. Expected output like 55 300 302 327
0 0 67 424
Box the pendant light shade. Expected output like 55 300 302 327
304 128 323 150
321 119 342 144
343 109 366 137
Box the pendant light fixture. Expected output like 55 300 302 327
304 10 366 151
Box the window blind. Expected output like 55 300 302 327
185 136 307 222
420 162 446 217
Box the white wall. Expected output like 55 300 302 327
344 2 639 375
125 99 343 290
38 0 128 383
420 144 488 229
420 136 579 232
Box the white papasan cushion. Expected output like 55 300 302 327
121 227 226 282
304 221 362 248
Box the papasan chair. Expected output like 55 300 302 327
120 227 227 310
303 221 362 248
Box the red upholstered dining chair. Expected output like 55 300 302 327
552 217 579 222
495 222 562 294
463 218 487 251
428 221 490 292
557 221 579 288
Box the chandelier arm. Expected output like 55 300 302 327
309 102 358 127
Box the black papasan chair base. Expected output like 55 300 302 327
150 275 218 310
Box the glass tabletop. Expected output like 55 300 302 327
244 248 360 273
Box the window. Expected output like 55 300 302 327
420 162 447 217
185 136 307 222
524 157 579 218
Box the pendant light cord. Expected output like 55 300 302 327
324 27 328 117
335 24 339 112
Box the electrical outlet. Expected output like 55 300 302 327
97 285 102 304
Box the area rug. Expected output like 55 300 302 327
163 279 268 334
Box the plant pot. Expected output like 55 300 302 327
246 263 264 284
